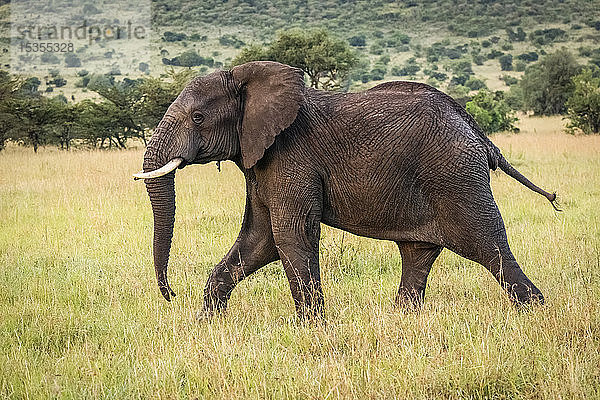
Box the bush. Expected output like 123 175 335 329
500 75 519 86
424 69 448 81
385 32 410 47
499 54 513 71
49 77 67 87
390 58 420 76
487 49 504 59
370 44 384 55
515 60 527 72
505 85 524 110
139 62 149 73
529 28 567 46
64 53 81 68
466 90 519 135
451 60 473 76
348 35 366 47
565 69 600 134
446 84 471 106
163 51 214 67
378 55 390 65
465 77 487 90
520 48 581 114
506 27 526 42
370 65 387 80
472 53 484 65
163 31 187 42
517 52 539 62
41 53 60 64
219 34 245 49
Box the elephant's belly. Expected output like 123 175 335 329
320 179 439 243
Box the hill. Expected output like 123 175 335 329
1 0 599 96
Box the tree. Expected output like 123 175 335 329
565 69 600 134
65 53 82 68
520 48 581 115
4 95 63 152
232 29 357 90
499 54 513 71
466 90 519 135
0 71 22 151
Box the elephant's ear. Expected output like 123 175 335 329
232 61 305 169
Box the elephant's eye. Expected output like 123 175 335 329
192 111 204 125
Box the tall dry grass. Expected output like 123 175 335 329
0 116 599 398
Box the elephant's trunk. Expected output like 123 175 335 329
143 141 177 301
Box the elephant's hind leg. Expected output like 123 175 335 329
203 195 279 316
396 241 443 308
441 201 544 305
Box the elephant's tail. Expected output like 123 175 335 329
495 152 561 211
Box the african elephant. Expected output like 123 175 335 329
135 61 557 320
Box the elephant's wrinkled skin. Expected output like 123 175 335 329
139 61 557 320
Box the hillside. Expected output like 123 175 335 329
1 0 599 96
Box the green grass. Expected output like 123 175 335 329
1 116 599 398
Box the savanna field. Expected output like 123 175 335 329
0 116 599 398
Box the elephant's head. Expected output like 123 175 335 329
134 61 305 301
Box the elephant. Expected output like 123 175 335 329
134 61 558 320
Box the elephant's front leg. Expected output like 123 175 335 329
271 199 324 321
203 195 278 316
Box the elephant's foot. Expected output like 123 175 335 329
506 281 545 306
395 287 425 311
202 280 230 319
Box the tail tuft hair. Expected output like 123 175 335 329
497 154 561 212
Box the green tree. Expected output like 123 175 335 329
565 69 600 134
520 48 581 115
466 90 519 135
0 71 21 151
233 29 357 90
499 54 513 71
3 95 63 152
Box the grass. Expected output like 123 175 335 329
0 116 599 398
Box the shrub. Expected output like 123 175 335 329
520 48 581 114
487 49 504 59
466 90 519 134
163 51 214 68
517 52 539 62
515 60 527 72
49 77 67 87
500 75 519 86
370 44 384 55
529 28 567 46
506 27 526 42
446 84 471 106
465 77 487 90
472 54 486 65
219 35 245 48
64 53 81 68
565 69 600 134
424 69 448 81
370 65 387 80
163 31 187 42
348 35 366 47
378 55 390 65
390 58 420 76
41 53 60 64
499 54 513 71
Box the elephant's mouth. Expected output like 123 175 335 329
133 157 185 180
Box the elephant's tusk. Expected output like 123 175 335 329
133 158 184 180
